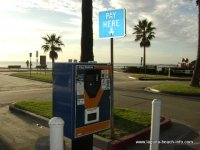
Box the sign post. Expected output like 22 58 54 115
36 51 38 66
29 52 32 76
99 8 126 138
110 37 114 137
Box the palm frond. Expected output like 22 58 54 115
41 44 50 52
135 34 143 41
147 34 155 40
42 37 49 44
133 19 156 47
49 50 58 60
140 39 150 47
51 45 62 52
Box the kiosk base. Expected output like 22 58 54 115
72 135 93 150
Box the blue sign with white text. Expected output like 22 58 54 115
99 9 126 38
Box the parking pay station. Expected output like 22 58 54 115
53 63 112 139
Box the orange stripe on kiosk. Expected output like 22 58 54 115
84 88 103 108
76 120 111 137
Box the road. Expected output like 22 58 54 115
0 72 52 105
114 71 200 132
0 71 199 149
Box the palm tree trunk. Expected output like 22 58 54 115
51 57 55 77
190 2 200 87
52 57 55 68
72 1 94 149
80 0 94 62
143 46 146 74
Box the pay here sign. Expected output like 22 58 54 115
99 9 126 38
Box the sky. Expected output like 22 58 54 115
0 0 198 64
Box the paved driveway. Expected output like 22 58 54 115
0 71 199 149
0 71 199 131
0 72 52 105
114 71 200 132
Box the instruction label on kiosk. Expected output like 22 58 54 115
76 81 84 105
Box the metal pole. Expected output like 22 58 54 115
36 51 38 74
49 117 64 150
150 99 161 150
110 37 114 138
168 67 171 78
30 57 31 76
29 53 32 76
36 51 38 66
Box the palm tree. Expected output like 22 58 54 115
80 0 94 62
133 19 156 73
190 0 200 87
41 34 64 65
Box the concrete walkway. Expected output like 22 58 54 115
6 103 200 150
0 106 48 150
128 120 200 149
0 106 101 150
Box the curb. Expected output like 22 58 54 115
138 78 190 81
145 87 160 93
108 117 171 150
128 76 137 80
9 104 171 150
145 87 200 97
9 104 49 127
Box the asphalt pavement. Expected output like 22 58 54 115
0 71 199 149
0 72 51 150
0 105 49 150
114 71 200 149
114 71 200 131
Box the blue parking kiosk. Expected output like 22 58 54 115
53 63 112 139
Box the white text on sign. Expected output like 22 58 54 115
103 12 120 28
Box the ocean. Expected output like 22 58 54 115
0 61 53 68
0 61 176 70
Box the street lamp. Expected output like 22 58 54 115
30 52 32 76
36 51 38 66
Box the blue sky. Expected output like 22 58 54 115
0 0 198 64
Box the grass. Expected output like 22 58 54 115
131 74 190 81
14 100 161 140
151 83 200 96
15 100 52 118
11 72 52 83
97 108 153 139
12 72 190 82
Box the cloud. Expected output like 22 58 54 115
108 0 197 45
153 1 197 43
0 0 198 63
0 0 82 17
